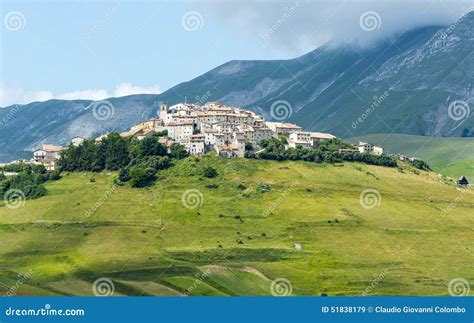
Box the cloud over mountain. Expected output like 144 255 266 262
203 0 474 56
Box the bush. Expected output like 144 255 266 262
129 166 155 188
203 166 218 178
0 171 48 200
170 144 188 159
237 183 247 190
118 167 130 183
257 183 271 193
410 159 431 171
49 170 61 181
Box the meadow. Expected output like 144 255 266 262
0 156 473 296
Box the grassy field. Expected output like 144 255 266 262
347 134 474 182
0 156 473 296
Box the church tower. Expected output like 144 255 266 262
159 104 168 123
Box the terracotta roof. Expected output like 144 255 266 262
310 132 336 140
42 144 63 151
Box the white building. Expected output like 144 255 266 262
288 131 336 148
310 132 336 145
33 144 64 171
288 132 312 148
358 142 384 155
70 136 85 147
184 134 205 156
167 120 195 142
265 122 302 135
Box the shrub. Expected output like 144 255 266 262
203 166 218 178
410 159 431 171
129 166 156 188
237 183 247 190
49 170 61 181
170 144 188 159
257 183 271 193
0 171 48 200
118 167 130 183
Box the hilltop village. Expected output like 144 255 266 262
24 102 387 172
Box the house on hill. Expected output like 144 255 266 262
358 142 384 155
33 144 64 171
456 176 469 187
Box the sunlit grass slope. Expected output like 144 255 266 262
0 156 473 296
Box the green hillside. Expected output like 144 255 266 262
0 156 473 296
347 134 474 182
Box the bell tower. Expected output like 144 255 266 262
159 104 168 122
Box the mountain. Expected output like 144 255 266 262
1 13 473 161
0 96 161 161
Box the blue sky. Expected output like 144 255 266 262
1 0 470 106
1 1 271 106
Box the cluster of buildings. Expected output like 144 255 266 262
11 102 392 172
153 102 341 157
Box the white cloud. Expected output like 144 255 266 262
203 0 473 56
114 83 161 97
0 83 161 107
57 89 109 101
0 87 54 107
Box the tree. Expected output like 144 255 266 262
103 133 130 170
129 166 156 188
170 144 188 159
138 137 166 157
118 168 130 183
461 128 473 137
